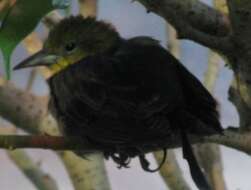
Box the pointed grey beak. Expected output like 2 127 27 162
13 50 59 70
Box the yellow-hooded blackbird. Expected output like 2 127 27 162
14 16 222 190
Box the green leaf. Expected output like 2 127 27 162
0 0 69 79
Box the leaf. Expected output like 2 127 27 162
0 0 15 21
0 0 69 79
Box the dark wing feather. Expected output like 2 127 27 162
174 59 222 134
121 37 222 134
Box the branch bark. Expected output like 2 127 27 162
135 0 233 53
225 0 251 131
8 150 59 190
59 152 110 190
42 11 63 30
0 128 250 156
227 0 251 44
155 150 192 190
78 0 98 17
205 129 251 155
0 81 50 134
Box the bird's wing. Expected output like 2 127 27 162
174 58 222 134
98 37 185 118
84 38 187 142
128 37 222 134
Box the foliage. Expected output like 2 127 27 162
0 0 69 79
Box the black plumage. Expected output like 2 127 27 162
15 16 223 190
48 36 221 189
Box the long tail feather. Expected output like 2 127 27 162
181 131 211 190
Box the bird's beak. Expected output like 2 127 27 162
13 50 59 70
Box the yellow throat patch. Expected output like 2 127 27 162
49 51 86 75
49 57 69 74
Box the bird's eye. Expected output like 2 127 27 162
65 42 76 52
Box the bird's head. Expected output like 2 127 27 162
14 16 120 75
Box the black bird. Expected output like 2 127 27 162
14 16 222 190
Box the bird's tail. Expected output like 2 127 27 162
181 130 211 190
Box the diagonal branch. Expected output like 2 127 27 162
8 150 59 190
155 150 192 190
205 129 251 155
195 50 227 190
0 80 49 134
135 0 233 53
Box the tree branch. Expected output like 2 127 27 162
0 81 50 134
135 0 233 53
206 129 251 155
221 0 251 132
0 135 93 150
8 150 59 190
0 128 250 156
154 150 192 190
0 134 172 152
78 0 98 17
42 11 63 30
59 152 110 190
194 36 226 189
227 0 251 44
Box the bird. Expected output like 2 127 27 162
14 16 222 190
